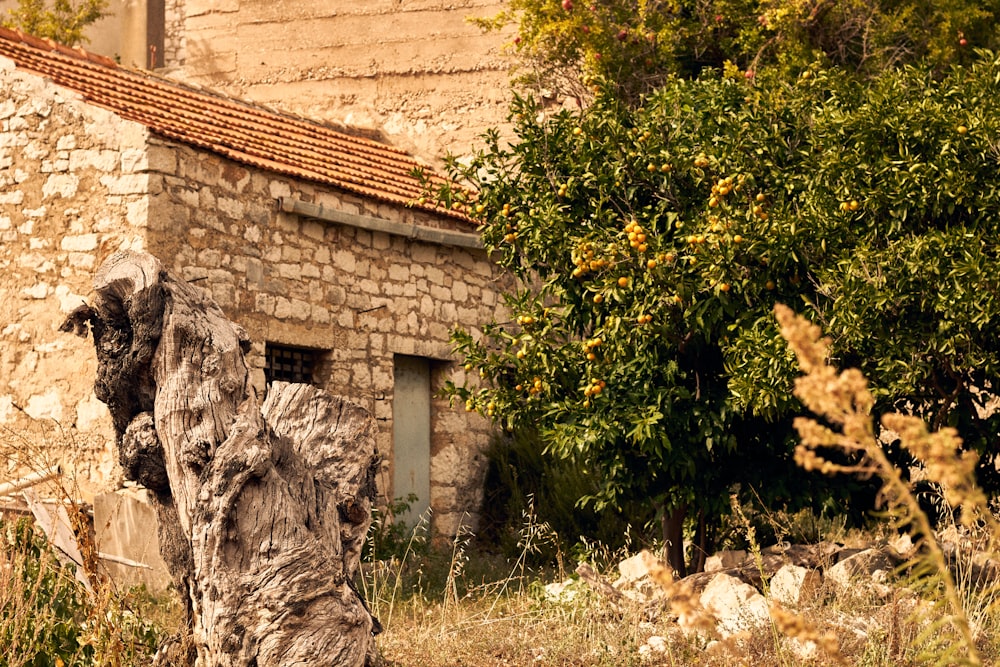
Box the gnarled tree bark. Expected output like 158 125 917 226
62 251 379 666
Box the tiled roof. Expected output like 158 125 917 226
0 27 469 221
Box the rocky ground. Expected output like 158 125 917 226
556 528 1000 664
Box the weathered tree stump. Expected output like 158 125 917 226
62 251 380 666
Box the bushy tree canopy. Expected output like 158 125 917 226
481 0 1000 101
441 56 1000 572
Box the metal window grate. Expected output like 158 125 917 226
264 344 317 385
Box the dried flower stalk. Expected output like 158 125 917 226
770 603 848 666
774 303 985 667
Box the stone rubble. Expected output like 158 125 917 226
568 532 1000 661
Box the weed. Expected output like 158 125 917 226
0 419 172 666
0 518 165 666
364 494 425 563
776 303 1000 667
359 503 431 630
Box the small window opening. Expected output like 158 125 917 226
264 344 318 385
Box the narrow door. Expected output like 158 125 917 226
392 355 431 526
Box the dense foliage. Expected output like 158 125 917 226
1 0 108 46
440 56 1000 572
479 0 1000 102
479 429 650 561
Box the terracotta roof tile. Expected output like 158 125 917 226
0 27 468 221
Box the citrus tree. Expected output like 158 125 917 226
479 0 1000 102
439 56 1000 574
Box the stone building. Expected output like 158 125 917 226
0 0 515 160
0 27 505 538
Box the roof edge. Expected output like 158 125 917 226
0 26 478 223
0 26 117 68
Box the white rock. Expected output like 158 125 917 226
55 285 87 313
543 578 578 602
75 393 110 431
699 573 770 638
42 173 79 199
0 323 21 337
638 635 667 660
787 637 819 662
24 389 63 423
826 548 896 592
617 552 654 583
0 190 24 205
21 282 50 299
613 551 670 602
890 533 915 557
55 134 76 151
0 395 14 424
704 549 747 572
60 233 98 252
770 564 822 607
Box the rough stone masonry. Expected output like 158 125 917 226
0 46 506 538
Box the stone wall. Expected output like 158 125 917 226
147 141 503 534
161 0 513 161
1 0 518 159
0 55 503 534
0 56 150 493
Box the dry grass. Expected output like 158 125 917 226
371 306 1000 667
368 519 1000 667
4 308 1000 666
363 506 664 666
0 419 174 667
375 591 651 666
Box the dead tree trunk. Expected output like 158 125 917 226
62 251 380 666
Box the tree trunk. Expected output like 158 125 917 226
691 510 708 575
62 251 380 666
661 504 687 579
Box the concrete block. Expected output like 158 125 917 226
93 489 172 592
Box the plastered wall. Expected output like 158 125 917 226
165 0 514 161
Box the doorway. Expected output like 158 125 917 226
392 355 431 526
